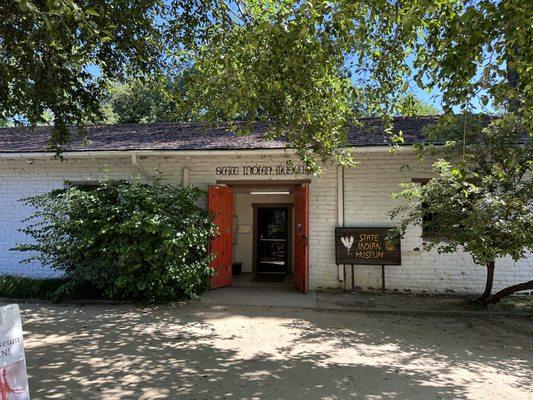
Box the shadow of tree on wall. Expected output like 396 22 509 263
17 303 532 399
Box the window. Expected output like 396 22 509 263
412 178 441 239
64 180 100 191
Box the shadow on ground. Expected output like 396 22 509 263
14 302 533 399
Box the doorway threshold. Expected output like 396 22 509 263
201 285 317 309
232 273 293 288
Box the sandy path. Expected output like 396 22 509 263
10 302 533 400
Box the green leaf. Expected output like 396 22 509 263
85 8 100 17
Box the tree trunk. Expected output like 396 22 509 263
473 260 495 304
487 280 533 304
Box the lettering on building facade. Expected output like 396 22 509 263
215 165 307 176
335 227 401 265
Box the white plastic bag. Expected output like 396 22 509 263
0 304 29 400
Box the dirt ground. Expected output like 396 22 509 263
10 302 533 400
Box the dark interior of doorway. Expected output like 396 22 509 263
256 206 289 277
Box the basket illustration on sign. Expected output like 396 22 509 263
340 236 355 255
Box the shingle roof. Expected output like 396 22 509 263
0 116 438 153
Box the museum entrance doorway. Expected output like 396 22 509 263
208 181 309 293
256 206 290 275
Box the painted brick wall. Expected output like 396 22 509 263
341 151 533 294
0 157 138 277
0 151 531 294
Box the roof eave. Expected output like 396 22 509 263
0 145 413 159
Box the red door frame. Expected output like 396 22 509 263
208 185 233 289
208 182 309 294
294 184 310 293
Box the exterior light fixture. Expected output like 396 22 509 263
250 191 291 195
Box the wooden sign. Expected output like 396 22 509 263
335 227 401 265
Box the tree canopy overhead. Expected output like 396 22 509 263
1 0 531 169
1 0 163 152
102 72 199 124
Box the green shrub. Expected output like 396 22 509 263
13 180 217 302
0 275 66 300
0 275 103 301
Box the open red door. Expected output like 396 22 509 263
294 184 309 293
208 185 233 289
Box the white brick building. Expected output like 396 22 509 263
0 118 531 294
